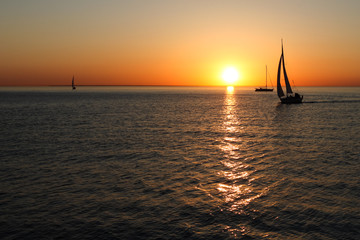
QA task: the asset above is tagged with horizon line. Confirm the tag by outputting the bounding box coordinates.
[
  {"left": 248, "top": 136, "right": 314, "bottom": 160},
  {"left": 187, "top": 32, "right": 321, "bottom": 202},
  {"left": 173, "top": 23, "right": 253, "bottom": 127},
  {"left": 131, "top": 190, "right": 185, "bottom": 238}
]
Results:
[{"left": 0, "top": 84, "right": 359, "bottom": 88}]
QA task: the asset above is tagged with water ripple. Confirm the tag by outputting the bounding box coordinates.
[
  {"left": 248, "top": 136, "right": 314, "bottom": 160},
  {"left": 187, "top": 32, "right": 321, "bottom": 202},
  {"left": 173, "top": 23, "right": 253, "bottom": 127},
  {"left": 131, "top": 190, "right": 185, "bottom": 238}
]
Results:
[{"left": 0, "top": 87, "right": 359, "bottom": 239}]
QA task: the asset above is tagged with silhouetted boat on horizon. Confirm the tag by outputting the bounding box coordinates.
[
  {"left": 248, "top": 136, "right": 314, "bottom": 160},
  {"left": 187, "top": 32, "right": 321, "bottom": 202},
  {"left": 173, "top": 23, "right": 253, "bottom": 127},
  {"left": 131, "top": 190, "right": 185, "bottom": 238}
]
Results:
[
  {"left": 255, "top": 65, "right": 273, "bottom": 92},
  {"left": 277, "top": 41, "right": 303, "bottom": 104},
  {"left": 72, "top": 75, "right": 76, "bottom": 90}
]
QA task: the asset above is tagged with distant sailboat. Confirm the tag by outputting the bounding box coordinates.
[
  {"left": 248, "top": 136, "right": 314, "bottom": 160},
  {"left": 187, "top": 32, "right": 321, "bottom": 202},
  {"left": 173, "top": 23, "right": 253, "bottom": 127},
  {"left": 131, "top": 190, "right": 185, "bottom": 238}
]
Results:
[
  {"left": 72, "top": 75, "right": 76, "bottom": 90},
  {"left": 255, "top": 65, "right": 273, "bottom": 92},
  {"left": 277, "top": 41, "right": 303, "bottom": 104}
]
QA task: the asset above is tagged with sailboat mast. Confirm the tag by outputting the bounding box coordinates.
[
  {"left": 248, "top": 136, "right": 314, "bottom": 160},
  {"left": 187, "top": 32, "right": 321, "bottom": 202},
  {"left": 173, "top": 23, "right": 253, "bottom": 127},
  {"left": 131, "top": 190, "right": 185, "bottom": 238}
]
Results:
[{"left": 265, "top": 65, "right": 267, "bottom": 89}]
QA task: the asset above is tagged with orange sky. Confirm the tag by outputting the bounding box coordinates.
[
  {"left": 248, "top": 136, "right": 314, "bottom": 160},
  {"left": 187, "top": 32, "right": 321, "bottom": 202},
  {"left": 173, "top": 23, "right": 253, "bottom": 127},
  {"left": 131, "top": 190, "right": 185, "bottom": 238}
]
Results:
[{"left": 1, "top": 0, "right": 359, "bottom": 87}]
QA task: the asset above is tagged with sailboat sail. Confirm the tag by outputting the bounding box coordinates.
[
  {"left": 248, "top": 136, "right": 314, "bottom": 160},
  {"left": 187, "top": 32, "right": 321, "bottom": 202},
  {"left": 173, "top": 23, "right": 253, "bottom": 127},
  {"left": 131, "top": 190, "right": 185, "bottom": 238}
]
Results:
[
  {"left": 281, "top": 46, "right": 293, "bottom": 94},
  {"left": 72, "top": 76, "right": 76, "bottom": 90},
  {"left": 277, "top": 55, "right": 285, "bottom": 98}
]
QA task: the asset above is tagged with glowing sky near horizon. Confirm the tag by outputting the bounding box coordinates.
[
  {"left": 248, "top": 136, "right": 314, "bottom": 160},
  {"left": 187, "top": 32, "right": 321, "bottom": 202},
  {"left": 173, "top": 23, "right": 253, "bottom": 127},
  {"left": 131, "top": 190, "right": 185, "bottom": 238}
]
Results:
[{"left": 1, "top": 0, "right": 359, "bottom": 86}]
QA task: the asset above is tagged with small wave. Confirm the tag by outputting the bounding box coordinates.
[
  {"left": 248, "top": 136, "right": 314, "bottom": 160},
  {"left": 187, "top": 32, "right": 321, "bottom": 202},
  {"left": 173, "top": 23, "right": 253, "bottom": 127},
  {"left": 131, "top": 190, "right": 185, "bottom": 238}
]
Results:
[{"left": 304, "top": 99, "right": 360, "bottom": 104}]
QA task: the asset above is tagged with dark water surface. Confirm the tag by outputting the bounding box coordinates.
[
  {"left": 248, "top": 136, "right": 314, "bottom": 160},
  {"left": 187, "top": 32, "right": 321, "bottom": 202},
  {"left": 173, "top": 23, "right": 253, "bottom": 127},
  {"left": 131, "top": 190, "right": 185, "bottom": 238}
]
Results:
[{"left": 1, "top": 86, "right": 359, "bottom": 239}]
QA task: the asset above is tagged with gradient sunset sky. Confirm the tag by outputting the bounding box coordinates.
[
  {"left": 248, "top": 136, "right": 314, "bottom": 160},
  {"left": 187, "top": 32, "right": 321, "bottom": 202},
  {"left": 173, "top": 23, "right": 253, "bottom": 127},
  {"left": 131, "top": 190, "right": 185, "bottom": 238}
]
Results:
[{"left": 1, "top": 0, "right": 359, "bottom": 86}]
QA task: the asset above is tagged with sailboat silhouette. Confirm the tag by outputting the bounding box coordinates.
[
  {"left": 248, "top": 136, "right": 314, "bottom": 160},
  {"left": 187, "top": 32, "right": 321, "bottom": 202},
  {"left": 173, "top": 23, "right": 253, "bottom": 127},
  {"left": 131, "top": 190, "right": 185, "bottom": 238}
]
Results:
[
  {"left": 277, "top": 40, "right": 303, "bottom": 104},
  {"left": 72, "top": 75, "right": 76, "bottom": 90},
  {"left": 255, "top": 65, "right": 273, "bottom": 92}
]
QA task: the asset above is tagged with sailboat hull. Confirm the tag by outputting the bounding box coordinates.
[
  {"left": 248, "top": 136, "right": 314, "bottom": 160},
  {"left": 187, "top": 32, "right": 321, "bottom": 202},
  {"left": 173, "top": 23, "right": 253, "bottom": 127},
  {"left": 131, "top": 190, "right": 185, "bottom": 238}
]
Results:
[
  {"left": 255, "top": 88, "right": 273, "bottom": 92},
  {"left": 280, "top": 95, "right": 303, "bottom": 104}
]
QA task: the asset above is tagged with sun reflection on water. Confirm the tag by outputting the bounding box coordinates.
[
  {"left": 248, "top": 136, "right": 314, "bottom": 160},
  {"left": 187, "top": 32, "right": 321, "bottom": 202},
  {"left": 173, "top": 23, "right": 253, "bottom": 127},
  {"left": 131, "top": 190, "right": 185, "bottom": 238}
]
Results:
[
  {"left": 227, "top": 86, "right": 234, "bottom": 92},
  {"left": 218, "top": 87, "right": 264, "bottom": 218}
]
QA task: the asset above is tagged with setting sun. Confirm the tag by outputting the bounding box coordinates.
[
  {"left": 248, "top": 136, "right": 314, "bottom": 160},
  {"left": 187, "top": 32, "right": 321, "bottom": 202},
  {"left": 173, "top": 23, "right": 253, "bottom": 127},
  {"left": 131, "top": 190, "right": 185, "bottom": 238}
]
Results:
[{"left": 222, "top": 67, "right": 239, "bottom": 85}]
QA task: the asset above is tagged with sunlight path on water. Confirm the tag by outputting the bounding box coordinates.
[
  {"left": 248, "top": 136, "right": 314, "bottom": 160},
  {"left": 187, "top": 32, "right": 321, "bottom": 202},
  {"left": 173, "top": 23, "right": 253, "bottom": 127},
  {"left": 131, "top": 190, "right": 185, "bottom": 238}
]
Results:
[{"left": 217, "top": 87, "right": 269, "bottom": 237}]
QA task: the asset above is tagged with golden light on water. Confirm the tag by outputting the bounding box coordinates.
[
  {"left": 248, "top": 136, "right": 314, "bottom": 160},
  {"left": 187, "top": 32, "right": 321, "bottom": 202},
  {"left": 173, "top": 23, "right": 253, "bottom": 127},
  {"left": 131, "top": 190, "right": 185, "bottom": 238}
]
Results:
[
  {"left": 218, "top": 88, "right": 266, "bottom": 218},
  {"left": 226, "top": 86, "right": 234, "bottom": 92}
]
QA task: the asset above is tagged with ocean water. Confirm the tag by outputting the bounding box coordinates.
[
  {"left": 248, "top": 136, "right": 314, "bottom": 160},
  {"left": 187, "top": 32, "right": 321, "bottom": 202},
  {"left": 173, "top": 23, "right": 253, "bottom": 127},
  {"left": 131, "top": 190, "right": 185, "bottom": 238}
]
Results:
[{"left": 0, "top": 86, "right": 359, "bottom": 239}]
